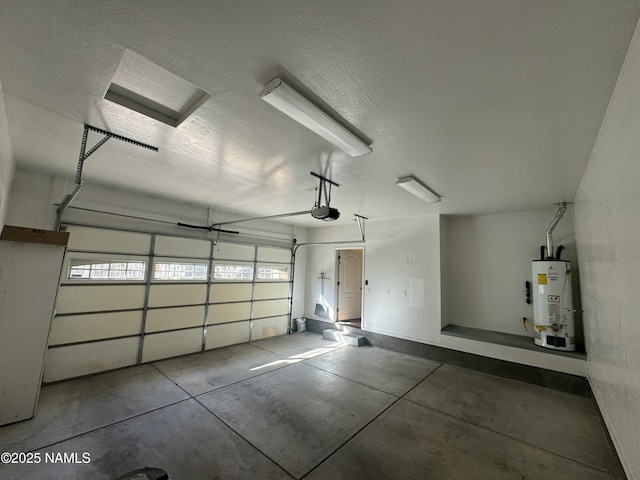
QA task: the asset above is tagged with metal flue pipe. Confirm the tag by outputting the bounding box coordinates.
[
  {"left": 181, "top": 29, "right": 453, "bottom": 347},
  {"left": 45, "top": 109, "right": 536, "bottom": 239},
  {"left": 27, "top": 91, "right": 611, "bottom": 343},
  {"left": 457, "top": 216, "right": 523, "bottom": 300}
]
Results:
[{"left": 545, "top": 202, "right": 567, "bottom": 260}]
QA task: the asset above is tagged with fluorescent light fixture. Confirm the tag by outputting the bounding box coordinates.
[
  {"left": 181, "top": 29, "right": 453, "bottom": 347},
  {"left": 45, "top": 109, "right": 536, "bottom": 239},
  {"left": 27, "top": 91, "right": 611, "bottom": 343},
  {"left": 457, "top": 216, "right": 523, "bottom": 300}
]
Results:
[
  {"left": 396, "top": 176, "right": 441, "bottom": 203},
  {"left": 260, "top": 77, "right": 372, "bottom": 157}
]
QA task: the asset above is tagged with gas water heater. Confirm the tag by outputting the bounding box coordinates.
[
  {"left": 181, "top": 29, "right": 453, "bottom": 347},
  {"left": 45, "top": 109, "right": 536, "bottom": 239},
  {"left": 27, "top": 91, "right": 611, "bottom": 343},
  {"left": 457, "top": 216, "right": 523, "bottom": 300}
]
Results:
[{"left": 531, "top": 203, "right": 576, "bottom": 351}]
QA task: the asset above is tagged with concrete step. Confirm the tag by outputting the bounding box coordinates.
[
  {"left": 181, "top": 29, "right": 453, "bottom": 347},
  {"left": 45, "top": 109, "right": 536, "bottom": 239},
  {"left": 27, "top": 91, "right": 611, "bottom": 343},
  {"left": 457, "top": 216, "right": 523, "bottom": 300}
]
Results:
[{"left": 323, "top": 329, "right": 366, "bottom": 346}]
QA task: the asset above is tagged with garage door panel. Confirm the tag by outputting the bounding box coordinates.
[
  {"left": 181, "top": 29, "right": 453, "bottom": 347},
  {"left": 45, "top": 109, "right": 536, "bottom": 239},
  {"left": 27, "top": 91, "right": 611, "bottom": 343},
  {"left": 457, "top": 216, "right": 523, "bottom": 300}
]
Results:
[
  {"left": 254, "top": 299, "right": 289, "bottom": 319},
  {"left": 254, "top": 283, "right": 289, "bottom": 300},
  {"left": 257, "top": 247, "right": 290, "bottom": 262},
  {"left": 205, "top": 322, "right": 251, "bottom": 350},
  {"left": 49, "top": 311, "right": 142, "bottom": 345},
  {"left": 213, "top": 242, "right": 255, "bottom": 260},
  {"left": 208, "top": 302, "right": 251, "bottom": 324},
  {"left": 67, "top": 226, "right": 150, "bottom": 254},
  {"left": 154, "top": 236, "right": 210, "bottom": 258},
  {"left": 148, "top": 284, "right": 207, "bottom": 307},
  {"left": 43, "top": 338, "right": 139, "bottom": 383},
  {"left": 252, "top": 316, "right": 288, "bottom": 340},
  {"left": 141, "top": 329, "right": 202, "bottom": 363},
  {"left": 210, "top": 283, "right": 252, "bottom": 303},
  {"left": 145, "top": 306, "right": 204, "bottom": 333},
  {"left": 56, "top": 285, "right": 146, "bottom": 314}
]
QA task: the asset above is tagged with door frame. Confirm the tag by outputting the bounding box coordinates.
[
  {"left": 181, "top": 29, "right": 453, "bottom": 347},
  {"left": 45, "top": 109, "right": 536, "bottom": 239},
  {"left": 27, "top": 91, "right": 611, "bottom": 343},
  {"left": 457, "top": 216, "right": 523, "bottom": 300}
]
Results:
[{"left": 334, "top": 247, "right": 365, "bottom": 325}]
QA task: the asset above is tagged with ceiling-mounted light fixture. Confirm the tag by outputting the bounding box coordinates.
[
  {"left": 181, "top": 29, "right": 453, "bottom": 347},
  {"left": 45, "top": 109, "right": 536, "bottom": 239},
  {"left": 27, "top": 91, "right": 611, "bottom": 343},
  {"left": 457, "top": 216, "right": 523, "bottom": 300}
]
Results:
[
  {"left": 260, "top": 77, "right": 372, "bottom": 157},
  {"left": 396, "top": 176, "right": 441, "bottom": 203}
]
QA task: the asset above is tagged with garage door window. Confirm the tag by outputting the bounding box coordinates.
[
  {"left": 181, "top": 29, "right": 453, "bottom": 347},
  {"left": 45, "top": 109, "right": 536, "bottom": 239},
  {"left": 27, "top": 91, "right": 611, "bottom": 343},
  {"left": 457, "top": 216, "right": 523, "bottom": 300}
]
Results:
[
  {"left": 153, "top": 262, "right": 208, "bottom": 281},
  {"left": 257, "top": 264, "right": 289, "bottom": 281},
  {"left": 68, "top": 259, "right": 146, "bottom": 281},
  {"left": 213, "top": 263, "right": 254, "bottom": 280}
]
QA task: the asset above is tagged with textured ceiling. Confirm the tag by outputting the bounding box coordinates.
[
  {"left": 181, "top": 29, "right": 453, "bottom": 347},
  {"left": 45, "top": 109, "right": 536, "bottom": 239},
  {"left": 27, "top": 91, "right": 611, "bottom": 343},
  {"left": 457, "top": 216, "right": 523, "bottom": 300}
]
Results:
[{"left": 1, "top": 0, "right": 639, "bottom": 227}]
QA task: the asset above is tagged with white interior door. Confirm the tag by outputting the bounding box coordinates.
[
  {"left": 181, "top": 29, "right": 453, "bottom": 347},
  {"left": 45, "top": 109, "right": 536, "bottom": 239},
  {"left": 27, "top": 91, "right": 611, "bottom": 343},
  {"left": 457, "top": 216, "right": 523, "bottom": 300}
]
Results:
[{"left": 337, "top": 249, "right": 363, "bottom": 321}]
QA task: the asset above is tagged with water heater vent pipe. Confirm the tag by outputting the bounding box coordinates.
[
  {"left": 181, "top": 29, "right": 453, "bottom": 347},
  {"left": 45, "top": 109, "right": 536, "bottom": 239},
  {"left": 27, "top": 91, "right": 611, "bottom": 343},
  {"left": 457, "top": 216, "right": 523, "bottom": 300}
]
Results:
[{"left": 545, "top": 202, "right": 568, "bottom": 260}]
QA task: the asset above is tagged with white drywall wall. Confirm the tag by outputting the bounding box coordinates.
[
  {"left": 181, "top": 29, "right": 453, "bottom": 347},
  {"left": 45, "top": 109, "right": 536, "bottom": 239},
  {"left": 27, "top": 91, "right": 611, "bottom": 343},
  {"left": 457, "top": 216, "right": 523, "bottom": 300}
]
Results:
[
  {"left": 304, "top": 215, "right": 586, "bottom": 376},
  {"left": 441, "top": 208, "right": 579, "bottom": 339},
  {"left": 574, "top": 18, "right": 640, "bottom": 480},
  {"left": 6, "top": 167, "right": 307, "bottom": 318},
  {"left": 0, "top": 82, "right": 15, "bottom": 230},
  {"left": 5, "top": 168, "right": 55, "bottom": 229},
  {"left": 7, "top": 168, "right": 303, "bottom": 244},
  {"left": 303, "top": 221, "right": 367, "bottom": 324},
  {"left": 0, "top": 240, "right": 66, "bottom": 424},
  {"left": 361, "top": 216, "right": 442, "bottom": 341}
]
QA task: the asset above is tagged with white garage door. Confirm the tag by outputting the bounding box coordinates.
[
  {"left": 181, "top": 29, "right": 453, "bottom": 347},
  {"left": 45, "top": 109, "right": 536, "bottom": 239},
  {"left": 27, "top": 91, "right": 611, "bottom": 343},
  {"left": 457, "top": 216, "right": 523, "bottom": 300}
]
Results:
[{"left": 45, "top": 225, "right": 292, "bottom": 382}]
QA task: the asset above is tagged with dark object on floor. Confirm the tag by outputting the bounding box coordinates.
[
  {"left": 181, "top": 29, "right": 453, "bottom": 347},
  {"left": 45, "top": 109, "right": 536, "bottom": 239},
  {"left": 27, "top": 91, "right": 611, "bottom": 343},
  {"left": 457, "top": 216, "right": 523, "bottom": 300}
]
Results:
[{"left": 114, "top": 467, "right": 169, "bottom": 480}]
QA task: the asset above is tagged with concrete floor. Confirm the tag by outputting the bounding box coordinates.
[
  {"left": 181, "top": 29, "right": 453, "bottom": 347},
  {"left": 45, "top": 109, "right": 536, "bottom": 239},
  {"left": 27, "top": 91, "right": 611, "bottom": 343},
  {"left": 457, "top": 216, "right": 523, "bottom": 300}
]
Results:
[{"left": 0, "top": 332, "right": 624, "bottom": 479}]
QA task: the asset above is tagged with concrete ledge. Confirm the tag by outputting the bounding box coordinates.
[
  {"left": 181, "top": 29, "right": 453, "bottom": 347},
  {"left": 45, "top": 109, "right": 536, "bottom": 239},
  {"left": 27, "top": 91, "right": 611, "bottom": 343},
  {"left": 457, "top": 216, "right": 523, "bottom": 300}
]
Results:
[
  {"left": 323, "top": 329, "right": 366, "bottom": 346},
  {"left": 361, "top": 328, "right": 591, "bottom": 397},
  {"left": 299, "top": 317, "right": 591, "bottom": 396},
  {"left": 304, "top": 318, "right": 335, "bottom": 334},
  {"left": 441, "top": 324, "right": 587, "bottom": 360}
]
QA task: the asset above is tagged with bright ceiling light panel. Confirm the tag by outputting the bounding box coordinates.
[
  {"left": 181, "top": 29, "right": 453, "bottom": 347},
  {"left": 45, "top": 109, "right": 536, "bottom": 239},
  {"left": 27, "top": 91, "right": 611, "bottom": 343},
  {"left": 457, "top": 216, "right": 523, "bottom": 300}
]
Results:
[
  {"left": 260, "top": 77, "right": 372, "bottom": 157},
  {"left": 396, "top": 176, "right": 441, "bottom": 203}
]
